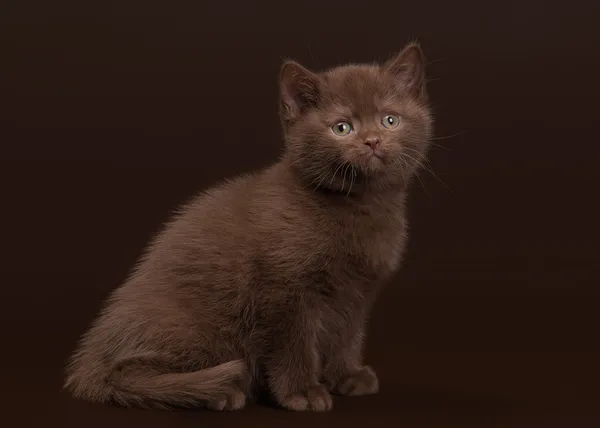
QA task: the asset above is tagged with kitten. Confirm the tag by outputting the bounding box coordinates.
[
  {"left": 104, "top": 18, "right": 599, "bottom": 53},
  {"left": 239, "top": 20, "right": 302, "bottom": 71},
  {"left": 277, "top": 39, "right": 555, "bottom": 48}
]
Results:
[{"left": 64, "top": 43, "right": 433, "bottom": 412}]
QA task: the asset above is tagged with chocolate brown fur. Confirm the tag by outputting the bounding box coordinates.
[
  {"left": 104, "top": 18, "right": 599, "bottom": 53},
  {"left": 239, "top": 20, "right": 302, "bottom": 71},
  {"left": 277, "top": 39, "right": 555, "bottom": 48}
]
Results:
[{"left": 65, "top": 43, "right": 433, "bottom": 412}]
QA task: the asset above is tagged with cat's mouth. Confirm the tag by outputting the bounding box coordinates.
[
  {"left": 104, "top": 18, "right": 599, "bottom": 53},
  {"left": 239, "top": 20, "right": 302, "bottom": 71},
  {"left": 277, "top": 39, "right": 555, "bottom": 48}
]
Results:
[
  {"left": 355, "top": 150, "right": 386, "bottom": 176},
  {"left": 371, "top": 149, "right": 385, "bottom": 160},
  {"left": 365, "top": 149, "right": 386, "bottom": 167}
]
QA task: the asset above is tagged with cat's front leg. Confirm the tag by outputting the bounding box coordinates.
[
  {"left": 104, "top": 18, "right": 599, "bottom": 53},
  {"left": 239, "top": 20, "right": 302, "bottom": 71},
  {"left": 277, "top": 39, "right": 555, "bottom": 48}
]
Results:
[
  {"left": 322, "top": 324, "right": 379, "bottom": 396},
  {"left": 265, "top": 308, "right": 333, "bottom": 412}
]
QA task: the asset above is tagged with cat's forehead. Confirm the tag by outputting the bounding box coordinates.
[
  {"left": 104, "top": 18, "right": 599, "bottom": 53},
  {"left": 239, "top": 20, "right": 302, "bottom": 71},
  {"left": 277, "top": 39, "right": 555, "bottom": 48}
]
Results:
[{"left": 321, "top": 65, "right": 396, "bottom": 113}]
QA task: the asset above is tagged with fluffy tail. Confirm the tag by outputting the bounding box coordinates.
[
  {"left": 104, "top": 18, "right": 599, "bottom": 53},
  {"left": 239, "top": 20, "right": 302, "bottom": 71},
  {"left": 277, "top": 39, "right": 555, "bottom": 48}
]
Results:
[{"left": 65, "top": 355, "right": 249, "bottom": 410}]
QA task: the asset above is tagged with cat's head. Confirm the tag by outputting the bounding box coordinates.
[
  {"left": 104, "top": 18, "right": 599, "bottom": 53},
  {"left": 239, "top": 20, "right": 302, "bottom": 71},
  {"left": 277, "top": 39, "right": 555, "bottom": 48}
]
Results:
[{"left": 280, "top": 43, "right": 433, "bottom": 194}]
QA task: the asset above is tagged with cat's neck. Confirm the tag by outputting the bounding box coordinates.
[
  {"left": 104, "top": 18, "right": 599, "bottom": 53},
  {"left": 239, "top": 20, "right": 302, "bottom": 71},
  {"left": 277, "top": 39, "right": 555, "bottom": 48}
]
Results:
[
  {"left": 277, "top": 154, "right": 407, "bottom": 202},
  {"left": 269, "top": 159, "right": 406, "bottom": 220}
]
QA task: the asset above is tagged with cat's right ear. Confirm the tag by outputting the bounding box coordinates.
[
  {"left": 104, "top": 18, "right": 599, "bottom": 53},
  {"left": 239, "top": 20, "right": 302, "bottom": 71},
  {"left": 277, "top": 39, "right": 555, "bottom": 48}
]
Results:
[{"left": 279, "top": 61, "right": 322, "bottom": 122}]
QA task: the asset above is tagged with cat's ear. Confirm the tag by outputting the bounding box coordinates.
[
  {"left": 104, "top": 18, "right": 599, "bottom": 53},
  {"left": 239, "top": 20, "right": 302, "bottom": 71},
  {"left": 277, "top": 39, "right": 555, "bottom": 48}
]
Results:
[
  {"left": 384, "top": 42, "right": 427, "bottom": 99},
  {"left": 279, "top": 60, "right": 322, "bottom": 122}
]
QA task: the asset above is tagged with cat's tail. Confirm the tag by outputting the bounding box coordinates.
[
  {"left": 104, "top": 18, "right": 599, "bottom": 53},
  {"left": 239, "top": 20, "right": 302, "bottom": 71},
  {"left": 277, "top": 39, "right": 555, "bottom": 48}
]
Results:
[{"left": 64, "top": 355, "right": 250, "bottom": 410}]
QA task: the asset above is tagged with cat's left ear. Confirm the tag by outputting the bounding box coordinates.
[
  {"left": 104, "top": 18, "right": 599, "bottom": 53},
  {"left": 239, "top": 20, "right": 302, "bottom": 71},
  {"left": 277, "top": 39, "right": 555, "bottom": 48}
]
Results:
[
  {"left": 279, "top": 60, "right": 322, "bottom": 122},
  {"left": 384, "top": 42, "right": 427, "bottom": 99}
]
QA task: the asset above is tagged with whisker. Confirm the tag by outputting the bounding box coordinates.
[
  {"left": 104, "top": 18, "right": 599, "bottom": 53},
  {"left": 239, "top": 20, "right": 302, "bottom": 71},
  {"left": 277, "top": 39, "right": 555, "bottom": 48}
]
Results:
[
  {"left": 312, "top": 170, "right": 329, "bottom": 192},
  {"left": 341, "top": 162, "right": 350, "bottom": 192},
  {"left": 431, "top": 131, "right": 464, "bottom": 141},
  {"left": 401, "top": 150, "right": 453, "bottom": 194},
  {"left": 428, "top": 141, "right": 450, "bottom": 151},
  {"left": 401, "top": 150, "right": 432, "bottom": 172},
  {"left": 330, "top": 162, "right": 345, "bottom": 186},
  {"left": 397, "top": 157, "right": 417, "bottom": 193},
  {"left": 413, "top": 170, "right": 431, "bottom": 197},
  {"left": 346, "top": 166, "right": 356, "bottom": 196}
]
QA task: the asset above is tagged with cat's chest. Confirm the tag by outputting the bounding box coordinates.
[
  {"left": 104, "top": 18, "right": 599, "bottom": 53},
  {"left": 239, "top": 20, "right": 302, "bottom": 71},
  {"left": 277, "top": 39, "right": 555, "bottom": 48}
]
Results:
[{"left": 345, "top": 210, "right": 407, "bottom": 278}]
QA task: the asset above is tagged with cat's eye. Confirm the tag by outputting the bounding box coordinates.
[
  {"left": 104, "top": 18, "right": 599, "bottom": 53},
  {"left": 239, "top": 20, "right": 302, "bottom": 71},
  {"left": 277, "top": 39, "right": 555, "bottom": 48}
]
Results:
[
  {"left": 331, "top": 121, "right": 353, "bottom": 136},
  {"left": 382, "top": 114, "right": 401, "bottom": 129}
]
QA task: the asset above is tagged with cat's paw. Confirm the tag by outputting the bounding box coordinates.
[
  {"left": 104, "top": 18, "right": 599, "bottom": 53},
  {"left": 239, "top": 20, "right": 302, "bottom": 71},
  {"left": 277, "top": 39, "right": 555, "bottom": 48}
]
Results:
[
  {"left": 332, "top": 366, "right": 379, "bottom": 396},
  {"left": 205, "top": 387, "right": 247, "bottom": 411},
  {"left": 279, "top": 384, "right": 333, "bottom": 412}
]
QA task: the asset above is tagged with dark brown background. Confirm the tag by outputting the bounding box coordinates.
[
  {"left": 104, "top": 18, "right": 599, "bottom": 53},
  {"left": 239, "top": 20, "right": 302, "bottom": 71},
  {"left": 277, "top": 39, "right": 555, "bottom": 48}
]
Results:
[{"left": 1, "top": 1, "right": 599, "bottom": 426}]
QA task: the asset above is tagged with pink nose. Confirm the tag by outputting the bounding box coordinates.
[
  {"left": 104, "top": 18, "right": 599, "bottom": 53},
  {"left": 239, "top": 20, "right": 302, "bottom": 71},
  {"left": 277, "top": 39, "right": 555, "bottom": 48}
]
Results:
[{"left": 364, "top": 137, "right": 380, "bottom": 150}]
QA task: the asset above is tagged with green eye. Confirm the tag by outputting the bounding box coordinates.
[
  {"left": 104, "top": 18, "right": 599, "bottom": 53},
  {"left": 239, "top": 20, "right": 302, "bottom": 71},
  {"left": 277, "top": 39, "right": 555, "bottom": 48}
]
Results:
[
  {"left": 332, "top": 121, "right": 353, "bottom": 136},
  {"left": 382, "top": 114, "right": 401, "bottom": 129}
]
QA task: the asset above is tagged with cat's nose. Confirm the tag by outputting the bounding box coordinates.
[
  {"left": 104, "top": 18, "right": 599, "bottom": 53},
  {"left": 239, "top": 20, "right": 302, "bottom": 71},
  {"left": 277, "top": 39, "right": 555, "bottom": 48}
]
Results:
[{"left": 364, "top": 137, "right": 380, "bottom": 150}]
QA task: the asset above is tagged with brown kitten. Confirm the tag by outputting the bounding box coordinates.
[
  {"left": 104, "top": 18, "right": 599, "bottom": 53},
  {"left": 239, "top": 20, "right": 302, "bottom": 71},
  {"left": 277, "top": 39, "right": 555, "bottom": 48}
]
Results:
[{"left": 64, "top": 43, "right": 433, "bottom": 412}]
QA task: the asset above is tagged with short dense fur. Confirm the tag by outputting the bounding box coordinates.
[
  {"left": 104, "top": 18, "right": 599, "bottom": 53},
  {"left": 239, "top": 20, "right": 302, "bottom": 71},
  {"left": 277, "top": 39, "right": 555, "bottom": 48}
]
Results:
[{"left": 65, "top": 43, "right": 433, "bottom": 412}]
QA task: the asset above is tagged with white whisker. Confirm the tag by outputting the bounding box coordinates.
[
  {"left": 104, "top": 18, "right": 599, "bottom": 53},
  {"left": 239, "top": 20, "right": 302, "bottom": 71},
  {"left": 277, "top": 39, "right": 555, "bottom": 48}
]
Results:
[
  {"left": 330, "top": 162, "right": 345, "bottom": 186},
  {"left": 346, "top": 166, "right": 356, "bottom": 196},
  {"left": 312, "top": 170, "right": 329, "bottom": 192},
  {"left": 401, "top": 150, "right": 452, "bottom": 194},
  {"left": 341, "top": 162, "right": 350, "bottom": 192}
]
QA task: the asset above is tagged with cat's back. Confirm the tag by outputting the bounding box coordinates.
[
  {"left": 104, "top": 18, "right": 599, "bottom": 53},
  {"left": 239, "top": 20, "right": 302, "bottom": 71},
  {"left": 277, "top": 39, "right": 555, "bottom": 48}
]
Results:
[
  {"left": 143, "top": 171, "right": 264, "bottom": 264},
  {"left": 127, "top": 164, "right": 305, "bottom": 290}
]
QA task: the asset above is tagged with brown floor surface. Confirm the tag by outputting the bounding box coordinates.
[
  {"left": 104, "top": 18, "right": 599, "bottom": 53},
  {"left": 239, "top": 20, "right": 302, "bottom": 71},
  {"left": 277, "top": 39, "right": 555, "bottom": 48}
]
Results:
[{"left": 2, "top": 1, "right": 600, "bottom": 426}]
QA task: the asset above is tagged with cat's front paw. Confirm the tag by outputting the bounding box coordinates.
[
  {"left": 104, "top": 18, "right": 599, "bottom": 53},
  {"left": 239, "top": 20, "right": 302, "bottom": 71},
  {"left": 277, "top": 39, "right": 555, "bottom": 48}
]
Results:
[
  {"left": 279, "top": 384, "right": 333, "bottom": 412},
  {"left": 332, "top": 366, "right": 379, "bottom": 396}
]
